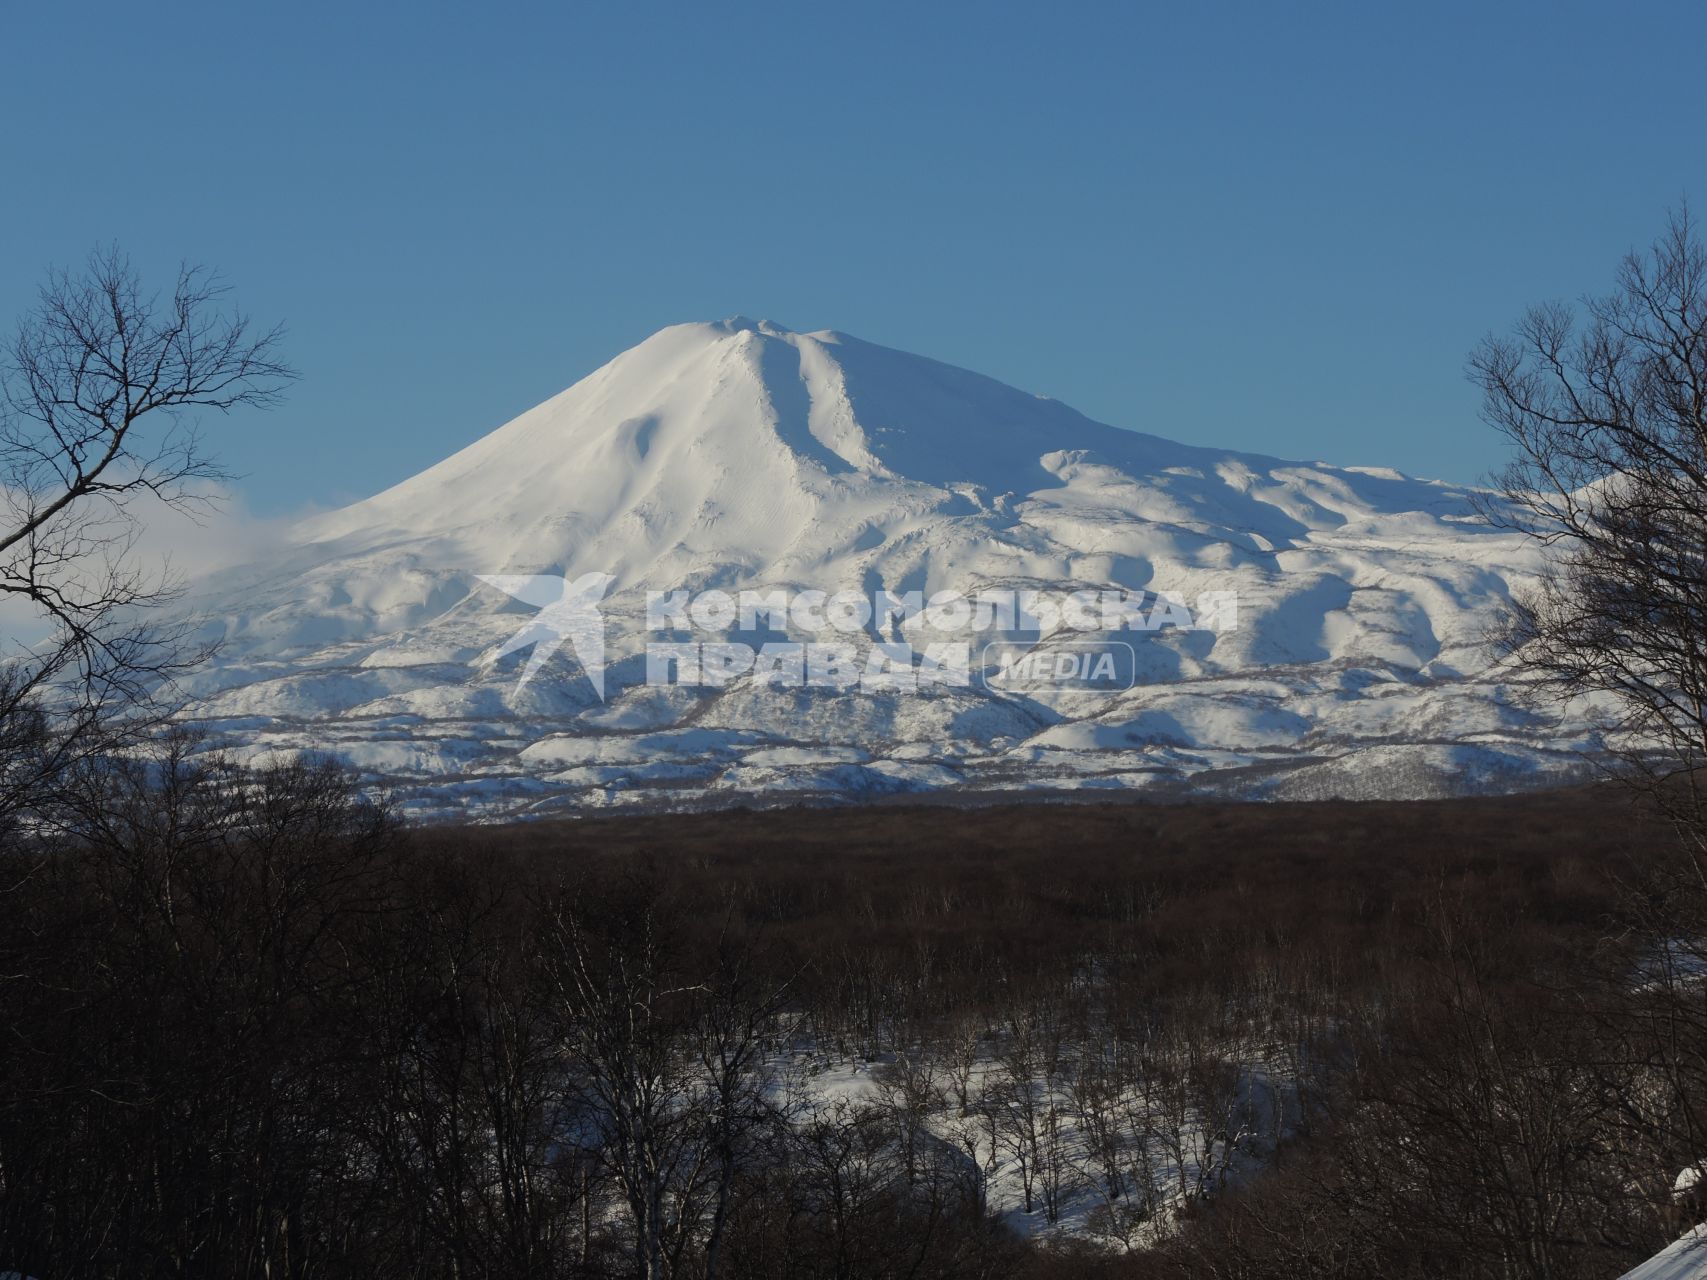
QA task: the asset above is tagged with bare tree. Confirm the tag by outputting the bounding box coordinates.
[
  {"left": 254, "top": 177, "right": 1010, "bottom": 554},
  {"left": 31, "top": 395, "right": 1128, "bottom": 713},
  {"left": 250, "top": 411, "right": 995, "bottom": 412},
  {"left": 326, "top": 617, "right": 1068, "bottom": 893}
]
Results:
[
  {"left": 0, "top": 247, "right": 293, "bottom": 809},
  {"left": 542, "top": 879, "right": 790, "bottom": 1280},
  {"left": 1472, "top": 208, "right": 1707, "bottom": 846},
  {"left": 1472, "top": 210, "right": 1707, "bottom": 1175},
  {"left": 692, "top": 908, "right": 795, "bottom": 1280}
]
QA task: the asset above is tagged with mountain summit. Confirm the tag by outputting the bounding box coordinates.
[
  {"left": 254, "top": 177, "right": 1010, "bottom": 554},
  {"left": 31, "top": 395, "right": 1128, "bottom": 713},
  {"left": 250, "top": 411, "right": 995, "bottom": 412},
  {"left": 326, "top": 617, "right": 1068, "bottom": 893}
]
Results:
[
  {"left": 298, "top": 317, "right": 1335, "bottom": 584},
  {"left": 183, "top": 322, "right": 1595, "bottom": 816}
]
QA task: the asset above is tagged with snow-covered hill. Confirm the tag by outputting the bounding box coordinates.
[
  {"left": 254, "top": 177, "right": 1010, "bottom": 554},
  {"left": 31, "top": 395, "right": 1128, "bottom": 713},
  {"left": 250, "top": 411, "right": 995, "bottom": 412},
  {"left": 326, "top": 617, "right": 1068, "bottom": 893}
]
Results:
[{"left": 181, "top": 318, "right": 1605, "bottom": 816}]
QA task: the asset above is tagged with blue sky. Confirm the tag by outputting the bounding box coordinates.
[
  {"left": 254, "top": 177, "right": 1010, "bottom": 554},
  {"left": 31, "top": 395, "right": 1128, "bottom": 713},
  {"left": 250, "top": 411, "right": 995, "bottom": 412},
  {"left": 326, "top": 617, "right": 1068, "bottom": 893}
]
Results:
[{"left": 3, "top": 0, "right": 1703, "bottom": 513}]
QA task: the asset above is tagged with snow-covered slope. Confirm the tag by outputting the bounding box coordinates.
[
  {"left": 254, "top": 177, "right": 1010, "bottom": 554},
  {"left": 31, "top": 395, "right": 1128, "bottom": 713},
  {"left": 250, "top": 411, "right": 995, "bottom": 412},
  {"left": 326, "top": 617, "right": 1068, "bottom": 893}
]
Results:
[
  {"left": 1622, "top": 1227, "right": 1707, "bottom": 1280},
  {"left": 181, "top": 318, "right": 1604, "bottom": 816}
]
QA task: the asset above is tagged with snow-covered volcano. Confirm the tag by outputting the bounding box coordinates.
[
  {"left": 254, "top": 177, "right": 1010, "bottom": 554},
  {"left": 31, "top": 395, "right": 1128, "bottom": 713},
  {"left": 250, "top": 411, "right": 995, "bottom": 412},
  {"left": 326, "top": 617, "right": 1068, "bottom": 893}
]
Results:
[{"left": 182, "top": 319, "right": 1603, "bottom": 816}]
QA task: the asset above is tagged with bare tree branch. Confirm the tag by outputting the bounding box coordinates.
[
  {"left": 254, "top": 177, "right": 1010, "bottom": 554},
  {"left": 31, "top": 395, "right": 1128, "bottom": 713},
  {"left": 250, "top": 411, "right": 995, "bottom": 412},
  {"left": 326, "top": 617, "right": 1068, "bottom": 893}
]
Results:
[{"left": 0, "top": 247, "right": 295, "bottom": 818}]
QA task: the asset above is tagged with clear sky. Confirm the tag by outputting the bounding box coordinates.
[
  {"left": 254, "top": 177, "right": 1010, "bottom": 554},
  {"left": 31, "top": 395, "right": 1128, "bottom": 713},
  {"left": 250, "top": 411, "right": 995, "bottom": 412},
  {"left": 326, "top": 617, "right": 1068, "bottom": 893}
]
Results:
[{"left": 3, "top": 0, "right": 1703, "bottom": 514}]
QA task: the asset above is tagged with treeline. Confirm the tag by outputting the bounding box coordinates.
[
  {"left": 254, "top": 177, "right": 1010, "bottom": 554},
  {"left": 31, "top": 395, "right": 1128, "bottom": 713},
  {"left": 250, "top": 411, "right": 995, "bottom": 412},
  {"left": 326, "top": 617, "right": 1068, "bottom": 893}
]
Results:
[{"left": 1, "top": 747, "right": 1702, "bottom": 1278}]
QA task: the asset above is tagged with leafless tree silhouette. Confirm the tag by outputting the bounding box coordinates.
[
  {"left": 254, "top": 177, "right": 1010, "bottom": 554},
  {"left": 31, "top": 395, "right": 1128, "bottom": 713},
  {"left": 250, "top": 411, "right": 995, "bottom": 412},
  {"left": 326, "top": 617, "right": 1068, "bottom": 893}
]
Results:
[
  {"left": 0, "top": 247, "right": 294, "bottom": 816},
  {"left": 1473, "top": 208, "right": 1707, "bottom": 846},
  {"left": 1473, "top": 208, "right": 1707, "bottom": 1179}
]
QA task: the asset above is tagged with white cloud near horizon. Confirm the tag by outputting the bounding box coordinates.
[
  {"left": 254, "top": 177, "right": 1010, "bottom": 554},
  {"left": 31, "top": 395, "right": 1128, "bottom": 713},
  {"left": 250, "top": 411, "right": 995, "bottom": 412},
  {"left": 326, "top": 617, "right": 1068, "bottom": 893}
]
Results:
[{"left": 0, "top": 485, "right": 321, "bottom": 653}]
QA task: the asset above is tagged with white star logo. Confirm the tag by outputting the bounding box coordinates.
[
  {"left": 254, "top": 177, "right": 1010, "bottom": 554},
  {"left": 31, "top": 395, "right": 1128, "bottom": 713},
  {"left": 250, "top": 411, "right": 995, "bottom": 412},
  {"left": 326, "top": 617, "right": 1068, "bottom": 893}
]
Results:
[{"left": 477, "top": 572, "right": 616, "bottom": 698}]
